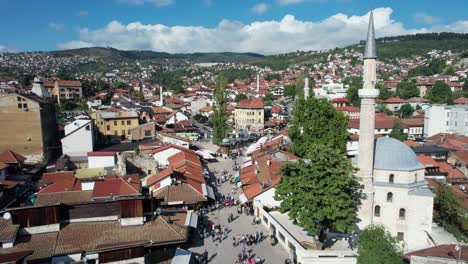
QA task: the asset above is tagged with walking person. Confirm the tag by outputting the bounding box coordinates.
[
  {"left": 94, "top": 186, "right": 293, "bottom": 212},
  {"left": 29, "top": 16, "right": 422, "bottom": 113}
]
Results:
[{"left": 203, "top": 249, "right": 208, "bottom": 264}]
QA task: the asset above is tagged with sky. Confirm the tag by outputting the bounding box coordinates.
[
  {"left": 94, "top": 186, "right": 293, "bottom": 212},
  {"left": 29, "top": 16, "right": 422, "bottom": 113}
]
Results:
[{"left": 1, "top": 0, "right": 467, "bottom": 55}]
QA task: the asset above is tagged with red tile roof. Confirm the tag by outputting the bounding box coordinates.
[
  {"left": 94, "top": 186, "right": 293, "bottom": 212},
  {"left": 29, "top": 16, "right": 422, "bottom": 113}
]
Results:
[
  {"left": 454, "top": 97, "right": 468, "bottom": 105},
  {"left": 92, "top": 175, "right": 140, "bottom": 198},
  {"left": 453, "top": 150, "right": 468, "bottom": 164},
  {"left": 236, "top": 98, "right": 264, "bottom": 109},
  {"left": 87, "top": 151, "right": 116, "bottom": 157},
  {"left": 146, "top": 168, "right": 174, "bottom": 187},
  {"left": 56, "top": 80, "right": 81, "bottom": 87},
  {"left": 0, "top": 150, "right": 26, "bottom": 164},
  {"left": 241, "top": 161, "right": 285, "bottom": 200},
  {"left": 335, "top": 106, "right": 360, "bottom": 112},
  {"left": 383, "top": 97, "right": 408, "bottom": 103},
  {"left": 438, "top": 162, "right": 465, "bottom": 180},
  {"left": 405, "top": 244, "right": 468, "bottom": 262},
  {"left": 348, "top": 115, "right": 397, "bottom": 129},
  {"left": 0, "top": 162, "right": 9, "bottom": 170},
  {"left": 406, "top": 97, "right": 430, "bottom": 103},
  {"left": 38, "top": 172, "right": 81, "bottom": 194},
  {"left": 331, "top": 98, "right": 350, "bottom": 103}
]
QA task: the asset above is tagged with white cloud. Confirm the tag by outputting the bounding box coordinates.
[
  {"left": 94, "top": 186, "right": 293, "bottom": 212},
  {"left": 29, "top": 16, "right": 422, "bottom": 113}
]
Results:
[
  {"left": 277, "top": 0, "right": 305, "bottom": 5},
  {"left": 78, "top": 10, "right": 89, "bottom": 17},
  {"left": 251, "top": 3, "right": 268, "bottom": 14},
  {"left": 48, "top": 22, "right": 65, "bottom": 31},
  {"left": 58, "top": 7, "right": 468, "bottom": 55},
  {"left": 118, "top": 0, "right": 174, "bottom": 7},
  {"left": 58, "top": 41, "right": 94, "bottom": 50},
  {"left": 0, "top": 45, "right": 16, "bottom": 53},
  {"left": 413, "top": 13, "right": 442, "bottom": 25}
]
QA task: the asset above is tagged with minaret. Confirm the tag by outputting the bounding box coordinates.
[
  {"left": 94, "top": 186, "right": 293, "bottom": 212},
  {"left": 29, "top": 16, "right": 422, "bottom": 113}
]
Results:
[
  {"left": 304, "top": 78, "right": 310, "bottom": 98},
  {"left": 31, "top": 77, "right": 51, "bottom": 98},
  {"left": 159, "top": 86, "right": 163, "bottom": 106},
  {"left": 357, "top": 10, "right": 379, "bottom": 228},
  {"left": 256, "top": 74, "right": 260, "bottom": 92}
]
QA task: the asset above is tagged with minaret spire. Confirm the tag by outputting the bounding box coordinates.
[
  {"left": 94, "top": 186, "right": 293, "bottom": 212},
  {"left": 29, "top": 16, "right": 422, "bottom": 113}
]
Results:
[{"left": 357, "top": 6, "right": 380, "bottom": 228}]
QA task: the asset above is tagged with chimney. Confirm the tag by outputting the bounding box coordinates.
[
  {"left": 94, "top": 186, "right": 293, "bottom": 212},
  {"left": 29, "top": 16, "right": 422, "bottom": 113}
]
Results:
[
  {"left": 304, "top": 77, "right": 310, "bottom": 98},
  {"left": 256, "top": 74, "right": 260, "bottom": 92},
  {"left": 159, "top": 86, "right": 163, "bottom": 106}
]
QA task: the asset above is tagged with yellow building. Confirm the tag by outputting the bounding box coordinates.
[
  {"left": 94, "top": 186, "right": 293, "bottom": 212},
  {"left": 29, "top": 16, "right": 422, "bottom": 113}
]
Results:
[
  {"left": 234, "top": 98, "right": 264, "bottom": 131},
  {"left": 94, "top": 111, "right": 139, "bottom": 142}
]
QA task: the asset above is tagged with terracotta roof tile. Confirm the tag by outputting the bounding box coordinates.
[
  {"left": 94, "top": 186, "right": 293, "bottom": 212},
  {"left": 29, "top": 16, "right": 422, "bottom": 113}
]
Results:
[
  {"left": 92, "top": 176, "right": 140, "bottom": 198},
  {"left": 57, "top": 80, "right": 81, "bottom": 86},
  {"left": 0, "top": 150, "right": 26, "bottom": 164},
  {"left": 38, "top": 172, "right": 81, "bottom": 194},
  {"left": 152, "top": 183, "right": 207, "bottom": 204},
  {"left": 0, "top": 218, "right": 19, "bottom": 241},
  {"left": 35, "top": 191, "right": 94, "bottom": 206},
  {"left": 236, "top": 98, "right": 264, "bottom": 109},
  {"left": 0, "top": 232, "right": 58, "bottom": 263},
  {"left": 405, "top": 244, "right": 468, "bottom": 261}
]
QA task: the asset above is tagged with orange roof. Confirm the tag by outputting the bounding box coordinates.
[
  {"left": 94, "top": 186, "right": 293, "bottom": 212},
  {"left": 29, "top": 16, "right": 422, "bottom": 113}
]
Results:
[
  {"left": 417, "top": 156, "right": 439, "bottom": 167},
  {"left": 57, "top": 80, "right": 81, "bottom": 87},
  {"left": 0, "top": 150, "right": 26, "bottom": 164},
  {"left": 236, "top": 98, "right": 264, "bottom": 109},
  {"left": 438, "top": 162, "right": 465, "bottom": 180},
  {"left": 92, "top": 175, "right": 140, "bottom": 198},
  {"left": 38, "top": 172, "right": 81, "bottom": 194},
  {"left": 241, "top": 161, "right": 284, "bottom": 200},
  {"left": 454, "top": 97, "right": 468, "bottom": 104},
  {"left": 0, "top": 162, "right": 9, "bottom": 170},
  {"left": 146, "top": 168, "right": 174, "bottom": 187},
  {"left": 453, "top": 151, "right": 468, "bottom": 164}
]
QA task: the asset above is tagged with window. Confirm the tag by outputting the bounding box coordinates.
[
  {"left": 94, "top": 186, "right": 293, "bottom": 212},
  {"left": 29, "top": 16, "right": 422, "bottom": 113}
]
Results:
[
  {"left": 262, "top": 216, "right": 268, "bottom": 224},
  {"left": 121, "top": 120, "right": 124, "bottom": 125},
  {"left": 399, "top": 208, "right": 406, "bottom": 220},
  {"left": 122, "top": 130, "right": 125, "bottom": 135},
  {"left": 397, "top": 232, "right": 404, "bottom": 241},
  {"left": 144, "top": 130, "right": 152, "bottom": 137},
  {"left": 114, "top": 130, "right": 118, "bottom": 136},
  {"left": 127, "top": 120, "right": 131, "bottom": 125},
  {"left": 389, "top": 174, "right": 395, "bottom": 183},
  {"left": 85, "top": 125, "right": 90, "bottom": 131},
  {"left": 374, "top": 205, "right": 381, "bottom": 217},
  {"left": 278, "top": 231, "right": 285, "bottom": 242},
  {"left": 387, "top": 192, "right": 393, "bottom": 202},
  {"left": 114, "top": 121, "right": 117, "bottom": 126},
  {"left": 17, "top": 103, "right": 22, "bottom": 109},
  {"left": 106, "top": 125, "right": 110, "bottom": 131}
]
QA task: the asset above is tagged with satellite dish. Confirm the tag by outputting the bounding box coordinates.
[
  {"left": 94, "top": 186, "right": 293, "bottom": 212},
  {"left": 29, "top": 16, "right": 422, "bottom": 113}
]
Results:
[{"left": 3, "top": 212, "right": 11, "bottom": 220}]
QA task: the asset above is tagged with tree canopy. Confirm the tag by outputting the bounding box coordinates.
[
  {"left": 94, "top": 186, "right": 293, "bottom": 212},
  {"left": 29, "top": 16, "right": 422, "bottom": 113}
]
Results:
[
  {"left": 211, "top": 75, "right": 229, "bottom": 144},
  {"left": 399, "top": 103, "right": 414, "bottom": 118},
  {"left": 389, "top": 121, "right": 407, "bottom": 141},
  {"left": 275, "top": 144, "right": 360, "bottom": 235},
  {"left": 407, "top": 59, "right": 446, "bottom": 77},
  {"left": 357, "top": 225, "right": 404, "bottom": 264},
  {"left": 434, "top": 183, "right": 468, "bottom": 242},
  {"left": 396, "top": 80, "right": 419, "bottom": 99},
  {"left": 283, "top": 84, "right": 297, "bottom": 97},
  {"left": 378, "top": 82, "right": 395, "bottom": 100},
  {"left": 289, "top": 97, "right": 349, "bottom": 156},
  {"left": 235, "top": 93, "right": 248, "bottom": 103},
  {"left": 426, "top": 81, "right": 453, "bottom": 104},
  {"left": 345, "top": 76, "right": 363, "bottom": 107}
]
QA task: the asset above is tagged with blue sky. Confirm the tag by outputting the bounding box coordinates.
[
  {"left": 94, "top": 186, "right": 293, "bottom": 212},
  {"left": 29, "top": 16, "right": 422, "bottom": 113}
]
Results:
[{"left": 1, "top": 0, "right": 467, "bottom": 54}]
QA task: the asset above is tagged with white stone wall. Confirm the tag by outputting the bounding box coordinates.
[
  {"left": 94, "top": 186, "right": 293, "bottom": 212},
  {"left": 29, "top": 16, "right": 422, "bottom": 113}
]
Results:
[
  {"left": 153, "top": 148, "right": 181, "bottom": 167},
  {"left": 120, "top": 217, "right": 144, "bottom": 226},
  {"left": 373, "top": 169, "right": 425, "bottom": 185},
  {"left": 20, "top": 224, "right": 60, "bottom": 235},
  {"left": 88, "top": 155, "right": 116, "bottom": 168},
  {"left": 62, "top": 121, "right": 94, "bottom": 157},
  {"left": 253, "top": 188, "right": 281, "bottom": 208}
]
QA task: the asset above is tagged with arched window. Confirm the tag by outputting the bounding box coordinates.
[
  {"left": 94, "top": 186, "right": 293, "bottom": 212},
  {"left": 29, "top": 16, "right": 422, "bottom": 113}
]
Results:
[
  {"left": 387, "top": 192, "right": 393, "bottom": 202},
  {"left": 374, "top": 205, "right": 381, "bottom": 217},
  {"left": 389, "top": 174, "right": 395, "bottom": 183},
  {"left": 399, "top": 208, "right": 406, "bottom": 220}
]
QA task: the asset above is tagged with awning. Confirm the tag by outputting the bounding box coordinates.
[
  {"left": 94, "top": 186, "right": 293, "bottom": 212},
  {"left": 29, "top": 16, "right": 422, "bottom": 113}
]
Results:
[
  {"left": 239, "top": 193, "right": 248, "bottom": 204},
  {"left": 202, "top": 184, "right": 216, "bottom": 200},
  {"left": 172, "top": 248, "right": 192, "bottom": 264},
  {"left": 184, "top": 211, "right": 199, "bottom": 228}
]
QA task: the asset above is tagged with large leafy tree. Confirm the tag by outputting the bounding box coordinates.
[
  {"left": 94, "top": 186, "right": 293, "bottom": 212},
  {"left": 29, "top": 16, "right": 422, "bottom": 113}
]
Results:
[
  {"left": 235, "top": 93, "right": 248, "bottom": 103},
  {"left": 211, "top": 75, "right": 229, "bottom": 144},
  {"left": 289, "top": 97, "right": 348, "bottom": 156},
  {"left": 396, "top": 80, "right": 419, "bottom": 99},
  {"left": 399, "top": 103, "right": 414, "bottom": 118},
  {"left": 389, "top": 121, "right": 407, "bottom": 141},
  {"left": 283, "top": 84, "right": 297, "bottom": 97},
  {"left": 357, "top": 225, "right": 404, "bottom": 264},
  {"left": 275, "top": 144, "right": 360, "bottom": 235},
  {"left": 377, "top": 82, "right": 395, "bottom": 100},
  {"left": 345, "top": 76, "right": 363, "bottom": 106},
  {"left": 434, "top": 184, "right": 467, "bottom": 241},
  {"left": 426, "top": 81, "right": 453, "bottom": 104}
]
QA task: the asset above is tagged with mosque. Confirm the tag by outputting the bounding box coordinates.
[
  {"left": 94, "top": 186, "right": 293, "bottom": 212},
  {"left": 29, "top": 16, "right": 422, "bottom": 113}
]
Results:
[{"left": 356, "top": 10, "right": 435, "bottom": 251}]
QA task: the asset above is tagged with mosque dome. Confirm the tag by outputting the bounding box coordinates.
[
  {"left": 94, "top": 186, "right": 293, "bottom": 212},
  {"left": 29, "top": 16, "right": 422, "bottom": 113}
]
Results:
[{"left": 373, "top": 137, "right": 424, "bottom": 171}]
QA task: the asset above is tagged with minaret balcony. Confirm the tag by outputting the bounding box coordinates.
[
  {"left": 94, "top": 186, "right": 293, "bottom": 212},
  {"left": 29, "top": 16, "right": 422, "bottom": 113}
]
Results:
[{"left": 358, "top": 89, "right": 379, "bottom": 99}]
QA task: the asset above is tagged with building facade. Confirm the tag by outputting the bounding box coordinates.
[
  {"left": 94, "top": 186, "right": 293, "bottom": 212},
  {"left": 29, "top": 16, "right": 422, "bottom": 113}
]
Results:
[
  {"left": 234, "top": 98, "right": 265, "bottom": 131},
  {"left": 0, "top": 93, "right": 58, "bottom": 161},
  {"left": 61, "top": 119, "right": 94, "bottom": 157},
  {"left": 424, "top": 105, "right": 468, "bottom": 137},
  {"left": 94, "top": 111, "right": 139, "bottom": 141},
  {"left": 53, "top": 80, "right": 83, "bottom": 102}
]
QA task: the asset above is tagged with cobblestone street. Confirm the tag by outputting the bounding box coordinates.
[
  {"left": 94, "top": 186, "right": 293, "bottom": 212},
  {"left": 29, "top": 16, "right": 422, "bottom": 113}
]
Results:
[{"left": 185, "top": 142, "right": 289, "bottom": 263}]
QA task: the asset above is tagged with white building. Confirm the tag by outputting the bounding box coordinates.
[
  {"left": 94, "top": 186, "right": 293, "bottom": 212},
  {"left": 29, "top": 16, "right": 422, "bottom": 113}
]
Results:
[
  {"left": 424, "top": 105, "right": 468, "bottom": 137},
  {"left": 61, "top": 119, "right": 94, "bottom": 157},
  {"left": 165, "top": 111, "right": 189, "bottom": 125}
]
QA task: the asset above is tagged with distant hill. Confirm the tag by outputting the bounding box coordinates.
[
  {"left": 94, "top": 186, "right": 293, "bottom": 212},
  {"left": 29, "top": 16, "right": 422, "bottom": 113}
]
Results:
[
  {"left": 51, "top": 47, "right": 264, "bottom": 63},
  {"left": 252, "top": 32, "right": 468, "bottom": 70}
]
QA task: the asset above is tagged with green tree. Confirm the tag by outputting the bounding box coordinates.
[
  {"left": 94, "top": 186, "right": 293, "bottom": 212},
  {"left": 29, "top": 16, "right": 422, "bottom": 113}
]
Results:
[
  {"left": 426, "top": 81, "right": 453, "bottom": 104},
  {"left": 235, "top": 93, "right": 248, "bottom": 103},
  {"left": 283, "top": 84, "right": 296, "bottom": 97},
  {"left": 434, "top": 184, "right": 468, "bottom": 241},
  {"left": 445, "top": 65, "right": 456, "bottom": 75},
  {"left": 396, "top": 80, "right": 419, "bottom": 99},
  {"left": 377, "top": 83, "right": 395, "bottom": 100},
  {"left": 389, "top": 121, "right": 407, "bottom": 141},
  {"left": 211, "top": 75, "right": 229, "bottom": 144},
  {"left": 263, "top": 93, "right": 274, "bottom": 106},
  {"left": 275, "top": 144, "right": 360, "bottom": 235},
  {"left": 289, "top": 97, "right": 348, "bottom": 156},
  {"left": 463, "top": 79, "right": 468, "bottom": 91},
  {"left": 399, "top": 103, "right": 414, "bottom": 118},
  {"left": 357, "top": 225, "right": 404, "bottom": 264},
  {"left": 265, "top": 73, "right": 281, "bottom": 81},
  {"left": 345, "top": 77, "right": 363, "bottom": 107}
]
